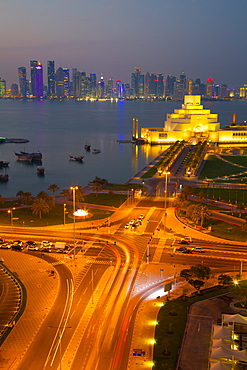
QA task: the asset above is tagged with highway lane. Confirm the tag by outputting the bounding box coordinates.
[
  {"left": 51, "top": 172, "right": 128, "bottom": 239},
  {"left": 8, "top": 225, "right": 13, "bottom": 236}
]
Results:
[{"left": 16, "top": 256, "right": 73, "bottom": 370}]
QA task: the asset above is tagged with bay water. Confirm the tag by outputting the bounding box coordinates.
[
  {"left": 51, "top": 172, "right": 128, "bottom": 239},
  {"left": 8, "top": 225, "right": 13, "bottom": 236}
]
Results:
[{"left": 0, "top": 99, "right": 246, "bottom": 197}]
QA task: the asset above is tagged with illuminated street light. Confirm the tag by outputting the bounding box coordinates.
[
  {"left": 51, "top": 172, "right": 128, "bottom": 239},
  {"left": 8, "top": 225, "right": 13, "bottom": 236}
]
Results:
[
  {"left": 163, "top": 171, "right": 170, "bottom": 233},
  {"left": 7, "top": 207, "right": 15, "bottom": 239},
  {"left": 74, "top": 209, "right": 88, "bottom": 217},
  {"left": 70, "top": 186, "right": 78, "bottom": 261}
]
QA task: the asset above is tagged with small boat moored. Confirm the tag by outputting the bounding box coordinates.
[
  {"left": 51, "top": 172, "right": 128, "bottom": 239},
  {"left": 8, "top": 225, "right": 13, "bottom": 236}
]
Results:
[
  {"left": 92, "top": 149, "right": 101, "bottom": 154},
  {"left": 0, "top": 161, "right": 9, "bottom": 167},
  {"left": 0, "top": 174, "right": 9, "bottom": 182},
  {"left": 84, "top": 144, "right": 91, "bottom": 151},
  {"left": 69, "top": 155, "right": 84, "bottom": 162},
  {"left": 37, "top": 166, "right": 45, "bottom": 175}
]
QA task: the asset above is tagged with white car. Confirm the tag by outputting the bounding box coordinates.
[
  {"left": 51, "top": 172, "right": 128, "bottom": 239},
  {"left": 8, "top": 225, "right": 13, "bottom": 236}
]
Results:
[
  {"left": 192, "top": 247, "right": 205, "bottom": 253},
  {"left": 41, "top": 241, "right": 53, "bottom": 248},
  {"left": 0, "top": 243, "right": 11, "bottom": 249}
]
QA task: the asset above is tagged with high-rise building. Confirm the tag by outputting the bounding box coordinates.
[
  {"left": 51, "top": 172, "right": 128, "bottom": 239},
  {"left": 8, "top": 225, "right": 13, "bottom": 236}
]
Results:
[
  {"left": 11, "top": 83, "right": 19, "bottom": 98},
  {"left": 131, "top": 67, "right": 144, "bottom": 98},
  {"left": 157, "top": 74, "right": 164, "bottom": 98},
  {"left": 18, "top": 67, "right": 27, "bottom": 98},
  {"left": 89, "top": 74, "right": 97, "bottom": 97},
  {"left": 0, "top": 77, "right": 6, "bottom": 97},
  {"left": 115, "top": 80, "right": 124, "bottom": 99},
  {"left": 165, "top": 75, "right": 176, "bottom": 98},
  {"left": 56, "top": 67, "right": 65, "bottom": 98},
  {"left": 63, "top": 68, "right": 70, "bottom": 98},
  {"left": 97, "top": 74, "right": 105, "bottom": 98},
  {"left": 106, "top": 78, "right": 114, "bottom": 98},
  {"left": 206, "top": 77, "right": 214, "bottom": 98},
  {"left": 220, "top": 84, "right": 228, "bottom": 99},
  {"left": 174, "top": 72, "right": 186, "bottom": 100},
  {"left": 47, "top": 61, "right": 55, "bottom": 97},
  {"left": 30, "top": 60, "right": 43, "bottom": 98},
  {"left": 187, "top": 79, "right": 193, "bottom": 95}
]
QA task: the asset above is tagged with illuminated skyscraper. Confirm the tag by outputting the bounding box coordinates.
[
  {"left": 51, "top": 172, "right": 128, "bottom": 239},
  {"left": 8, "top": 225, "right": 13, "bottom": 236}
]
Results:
[
  {"left": 165, "top": 75, "right": 176, "bottom": 98},
  {"left": 30, "top": 60, "right": 43, "bottom": 98},
  {"left": 89, "top": 74, "right": 97, "bottom": 97},
  {"left": 106, "top": 78, "right": 114, "bottom": 98},
  {"left": 47, "top": 61, "right": 55, "bottom": 97},
  {"left": 206, "top": 77, "right": 214, "bottom": 98},
  {"left": 63, "top": 68, "right": 70, "bottom": 98},
  {"left": 0, "top": 77, "right": 6, "bottom": 97},
  {"left": 131, "top": 67, "right": 144, "bottom": 98},
  {"left": 157, "top": 74, "right": 164, "bottom": 98},
  {"left": 18, "top": 67, "right": 27, "bottom": 98},
  {"left": 56, "top": 67, "right": 65, "bottom": 98}
]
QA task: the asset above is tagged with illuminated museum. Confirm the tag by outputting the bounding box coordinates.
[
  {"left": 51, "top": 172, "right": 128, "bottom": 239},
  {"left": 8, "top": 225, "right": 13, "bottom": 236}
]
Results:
[{"left": 138, "top": 95, "right": 247, "bottom": 144}]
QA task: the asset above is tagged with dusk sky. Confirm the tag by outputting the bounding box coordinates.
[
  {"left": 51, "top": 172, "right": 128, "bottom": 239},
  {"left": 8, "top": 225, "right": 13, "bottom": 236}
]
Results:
[{"left": 1, "top": 0, "right": 247, "bottom": 88}]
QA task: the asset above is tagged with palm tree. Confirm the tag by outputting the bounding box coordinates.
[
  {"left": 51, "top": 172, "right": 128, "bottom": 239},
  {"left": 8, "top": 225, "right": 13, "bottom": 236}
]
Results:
[
  {"left": 197, "top": 191, "right": 206, "bottom": 204},
  {"left": 181, "top": 185, "right": 194, "bottom": 200},
  {"left": 48, "top": 184, "right": 60, "bottom": 201},
  {"left": 60, "top": 188, "right": 70, "bottom": 202},
  {"left": 22, "top": 192, "right": 33, "bottom": 205},
  {"left": 31, "top": 198, "right": 53, "bottom": 219},
  {"left": 36, "top": 191, "right": 54, "bottom": 209},
  {"left": 92, "top": 182, "right": 102, "bottom": 197}
]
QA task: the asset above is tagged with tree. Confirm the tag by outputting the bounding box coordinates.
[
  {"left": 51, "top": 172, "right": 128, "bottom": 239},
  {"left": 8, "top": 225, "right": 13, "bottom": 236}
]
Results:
[
  {"left": 190, "top": 264, "right": 211, "bottom": 280},
  {"left": 218, "top": 274, "right": 233, "bottom": 286},
  {"left": 180, "top": 269, "right": 192, "bottom": 281},
  {"left": 31, "top": 198, "right": 53, "bottom": 219},
  {"left": 188, "top": 279, "right": 205, "bottom": 294},
  {"left": 17, "top": 191, "right": 33, "bottom": 205},
  {"left": 36, "top": 191, "right": 54, "bottom": 209},
  {"left": 60, "top": 188, "right": 70, "bottom": 201},
  {"left": 48, "top": 184, "right": 60, "bottom": 201},
  {"left": 92, "top": 182, "right": 102, "bottom": 197},
  {"left": 181, "top": 185, "right": 194, "bottom": 200},
  {"left": 231, "top": 284, "right": 247, "bottom": 308},
  {"left": 197, "top": 191, "right": 206, "bottom": 203}
]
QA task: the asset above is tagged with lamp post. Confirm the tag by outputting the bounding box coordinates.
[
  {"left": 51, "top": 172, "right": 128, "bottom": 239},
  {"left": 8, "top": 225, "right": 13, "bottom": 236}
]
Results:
[
  {"left": 70, "top": 186, "right": 78, "bottom": 261},
  {"left": 63, "top": 204, "right": 66, "bottom": 225},
  {"left": 7, "top": 207, "right": 15, "bottom": 239},
  {"left": 163, "top": 171, "right": 170, "bottom": 233}
]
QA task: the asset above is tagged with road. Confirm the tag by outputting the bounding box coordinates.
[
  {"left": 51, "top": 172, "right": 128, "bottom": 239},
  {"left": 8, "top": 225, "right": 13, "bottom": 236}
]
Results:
[{"left": 1, "top": 203, "right": 247, "bottom": 370}]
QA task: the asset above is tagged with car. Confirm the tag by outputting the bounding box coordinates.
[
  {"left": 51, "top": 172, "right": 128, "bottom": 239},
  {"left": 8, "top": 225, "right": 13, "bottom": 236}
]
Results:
[
  {"left": 0, "top": 243, "right": 11, "bottom": 249},
  {"left": 184, "top": 237, "right": 193, "bottom": 243},
  {"left": 25, "top": 241, "right": 36, "bottom": 246},
  {"left": 176, "top": 247, "right": 187, "bottom": 252},
  {"left": 13, "top": 240, "right": 23, "bottom": 246},
  {"left": 178, "top": 240, "right": 189, "bottom": 245},
  {"left": 0, "top": 238, "right": 5, "bottom": 244},
  {"left": 124, "top": 223, "right": 130, "bottom": 229},
  {"left": 139, "top": 214, "right": 145, "bottom": 220},
  {"left": 41, "top": 241, "right": 53, "bottom": 248},
  {"left": 42, "top": 248, "right": 52, "bottom": 253},
  {"left": 27, "top": 245, "right": 39, "bottom": 251},
  {"left": 182, "top": 249, "right": 193, "bottom": 254},
  {"left": 192, "top": 247, "right": 205, "bottom": 253},
  {"left": 11, "top": 244, "right": 23, "bottom": 251}
]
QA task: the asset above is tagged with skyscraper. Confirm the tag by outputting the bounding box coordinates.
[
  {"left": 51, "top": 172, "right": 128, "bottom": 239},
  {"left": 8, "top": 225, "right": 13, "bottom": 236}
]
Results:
[
  {"left": 157, "top": 74, "right": 164, "bottom": 98},
  {"left": 131, "top": 67, "right": 144, "bottom": 98},
  {"left": 47, "top": 61, "right": 55, "bottom": 97},
  {"left": 30, "top": 60, "right": 43, "bottom": 98},
  {"left": 63, "top": 68, "right": 70, "bottom": 98},
  {"left": 89, "top": 74, "right": 97, "bottom": 97},
  {"left": 165, "top": 75, "right": 176, "bottom": 98},
  {"left": 0, "top": 77, "right": 6, "bottom": 97},
  {"left": 56, "top": 67, "right": 65, "bottom": 98},
  {"left": 206, "top": 77, "right": 214, "bottom": 98},
  {"left": 18, "top": 67, "right": 27, "bottom": 98}
]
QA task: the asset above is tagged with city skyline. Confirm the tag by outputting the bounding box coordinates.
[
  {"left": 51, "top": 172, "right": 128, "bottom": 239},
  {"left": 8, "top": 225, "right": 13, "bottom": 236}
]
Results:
[{"left": 1, "top": 0, "right": 247, "bottom": 88}]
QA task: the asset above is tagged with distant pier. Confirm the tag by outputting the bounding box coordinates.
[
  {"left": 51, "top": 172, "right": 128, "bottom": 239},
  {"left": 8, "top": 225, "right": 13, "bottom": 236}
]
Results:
[{"left": 0, "top": 138, "right": 29, "bottom": 143}]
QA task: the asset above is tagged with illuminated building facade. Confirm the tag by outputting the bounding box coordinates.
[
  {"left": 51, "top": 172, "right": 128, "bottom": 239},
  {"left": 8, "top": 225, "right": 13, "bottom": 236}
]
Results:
[
  {"left": 18, "top": 67, "right": 27, "bottom": 98},
  {"left": 30, "top": 60, "right": 43, "bottom": 98},
  {"left": 47, "top": 61, "right": 55, "bottom": 97},
  {"left": 0, "top": 77, "right": 6, "bottom": 97},
  {"left": 140, "top": 95, "right": 247, "bottom": 144}
]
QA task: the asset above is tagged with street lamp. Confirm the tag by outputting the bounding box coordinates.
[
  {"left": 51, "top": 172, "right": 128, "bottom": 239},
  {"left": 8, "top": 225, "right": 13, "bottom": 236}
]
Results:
[
  {"left": 163, "top": 171, "right": 170, "bottom": 233},
  {"left": 70, "top": 186, "right": 78, "bottom": 261},
  {"left": 63, "top": 204, "right": 66, "bottom": 225},
  {"left": 7, "top": 207, "right": 15, "bottom": 239}
]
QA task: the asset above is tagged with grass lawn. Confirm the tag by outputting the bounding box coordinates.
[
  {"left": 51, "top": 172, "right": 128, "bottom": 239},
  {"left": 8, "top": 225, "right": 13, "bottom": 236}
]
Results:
[
  {"left": 153, "top": 286, "right": 232, "bottom": 369},
  {"left": 193, "top": 187, "right": 247, "bottom": 206},
  {"left": 84, "top": 193, "right": 127, "bottom": 207},
  {"left": 221, "top": 155, "right": 247, "bottom": 167},
  {"left": 207, "top": 221, "right": 247, "bottom": 242},
  {"left": 199, "top": 155, "right": 244, "bottom": 179},
  {"left": 0, "top": 203, "right": 114, "bottom": 227},
  {"left": 104, "top": 183, "right": 141, "bottom": 191}
]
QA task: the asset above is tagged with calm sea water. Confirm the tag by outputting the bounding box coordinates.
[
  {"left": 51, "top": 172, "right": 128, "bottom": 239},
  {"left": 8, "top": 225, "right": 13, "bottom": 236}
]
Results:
[{"left": 0, "top": 99, "right": 247, "bottom": 197}]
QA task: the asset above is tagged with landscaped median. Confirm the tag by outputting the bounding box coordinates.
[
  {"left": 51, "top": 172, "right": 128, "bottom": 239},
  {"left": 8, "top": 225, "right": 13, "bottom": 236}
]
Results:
[{"left": 153, "top": 285, "right": 232, "bottom": 369}]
